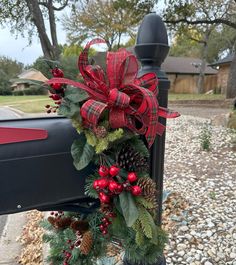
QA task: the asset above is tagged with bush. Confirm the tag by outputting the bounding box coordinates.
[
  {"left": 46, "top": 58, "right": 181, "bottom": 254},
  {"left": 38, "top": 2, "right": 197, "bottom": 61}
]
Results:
[
  {"left": 0, "top": 86, "right": 13, "bottom": 95},
  {"left": 12, "top": 86, "right": 47, "bottom": 96}
]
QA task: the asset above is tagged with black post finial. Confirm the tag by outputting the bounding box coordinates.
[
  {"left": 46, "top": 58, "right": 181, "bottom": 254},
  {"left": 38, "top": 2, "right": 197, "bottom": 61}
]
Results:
[{"left": 135, "top": 13, "right": 169, "bottom": 67}]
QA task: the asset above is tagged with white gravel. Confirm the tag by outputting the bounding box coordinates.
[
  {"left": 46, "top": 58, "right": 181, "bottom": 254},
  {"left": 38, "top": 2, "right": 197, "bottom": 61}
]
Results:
[{"left": 164, "top": 115, "right": 236, "bottom": 265}]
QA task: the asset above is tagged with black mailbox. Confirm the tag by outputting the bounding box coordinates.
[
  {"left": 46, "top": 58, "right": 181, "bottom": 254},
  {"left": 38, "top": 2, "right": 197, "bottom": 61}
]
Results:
[{"left": 0, "top": 116, "right": 96, "bottom": 216}]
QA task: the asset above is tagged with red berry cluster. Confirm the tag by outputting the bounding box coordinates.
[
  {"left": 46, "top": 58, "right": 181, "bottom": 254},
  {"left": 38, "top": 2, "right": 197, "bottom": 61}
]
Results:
[
  {"left": 99, "top": 212, "right": 116, "bottom": 235},
  {"left": 46, "top": 67, "right": 64, "bottom": 113},
  {"left": 62, "top": 231, "right": 82, "bottom": 264},
  {"left": 93, "top": 165, "right": 142, "bottom": 204}
]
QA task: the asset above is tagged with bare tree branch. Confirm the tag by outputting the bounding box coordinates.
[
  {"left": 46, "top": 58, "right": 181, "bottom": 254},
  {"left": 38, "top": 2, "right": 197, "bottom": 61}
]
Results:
[{"left": 164, "top": 18, "right": 236, "bottom": 29}]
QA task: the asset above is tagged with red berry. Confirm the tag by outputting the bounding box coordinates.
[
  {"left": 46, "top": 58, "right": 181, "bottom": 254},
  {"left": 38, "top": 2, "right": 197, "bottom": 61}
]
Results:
[
  {"left": 109, "top": 165, "right": 120, "bottom": 177},
  {"left": 99, "top": 224, "right": 105, "bottom": 231},
  {"left": 67, "top": 239, "right": 72, "bottom": 244},
  {"left": 52, "top": 68, "right": 64, "bottom": 78},
  {"left": 102, "top": 229, "right": 108, "bottom": 235},
  {"left": 116, "top": 184, "right": 124, "bottom": 194},
  {"left": 131, "top": 185, "right": 142, "bottom": 196},
  {"left": 50, "top": 211, "right": 54, "bottom": 215},
  {"left": 49, "top": 94, "right": 61, "bottom": 100},
  {"left": 51, "top": 83, "right": 62, "bottom": 90},
  {"left": 70, "top": 245, "right": 74, "bottom": 250},
  {"left": 107, "top": 212, "right": 116, "bottom": 218},
  {"left": 45, "top": 105, "right": 50, "bottom": 108},
  {"left": 99, "top": 192, "right": 110, "bottom": 204},
  {"left": 93, "top": 180, "right": 100, "bottom": 190},
  {"left": 98, "top": 166, "right": 109, "bottom": 177},
  {"left": 108, "top": 181, "right": 119, "bottom": 192},
  {"left": 127, "top": 172, "right": 138, "bottom": 183},
  {"left": 97, "top": 178, "right": 109, "bottom": 189},
  {"left": 66, "top": 252, "right": 71, "bottom": 258},
  {"left": 63, "top": 262, "right": 69, "bottom": 265},
  {"left": 47, "top": 109, "right": 51, "bottom": 114}
]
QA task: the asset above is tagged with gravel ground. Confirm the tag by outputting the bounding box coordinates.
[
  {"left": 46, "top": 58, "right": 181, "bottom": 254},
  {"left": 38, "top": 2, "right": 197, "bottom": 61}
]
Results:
[{"left": 164, "top": 115, "right": 236, "bottom": 265}]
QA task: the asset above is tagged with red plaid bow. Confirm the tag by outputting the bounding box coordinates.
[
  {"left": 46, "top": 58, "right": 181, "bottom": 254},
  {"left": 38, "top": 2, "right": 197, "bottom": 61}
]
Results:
[{"left": 48, "top": 38, "right": 179, "bottom": 148}]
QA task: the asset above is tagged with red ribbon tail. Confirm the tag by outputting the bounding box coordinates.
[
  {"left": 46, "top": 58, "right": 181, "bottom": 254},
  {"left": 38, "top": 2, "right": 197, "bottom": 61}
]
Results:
[{"left": 158, "top": 107, "right": 180, "bottom": 118}]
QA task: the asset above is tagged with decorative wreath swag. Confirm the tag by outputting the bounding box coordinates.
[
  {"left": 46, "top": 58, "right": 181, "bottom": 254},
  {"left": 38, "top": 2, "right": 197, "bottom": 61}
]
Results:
[{"left": 41, "top": 38, "right": 179, "bottom": 265}]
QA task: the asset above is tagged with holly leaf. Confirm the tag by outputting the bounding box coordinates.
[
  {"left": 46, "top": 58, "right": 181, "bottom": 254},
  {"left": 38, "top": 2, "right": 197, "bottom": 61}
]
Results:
[
  {"left": 119, "top": 192, "right": 139, "bottom": 227},
  {"left": 64, "top": 85, "right": 89, "bottom": 103},
  {"left": 71, "top": 137, "right": 94, "bottom": 170}
]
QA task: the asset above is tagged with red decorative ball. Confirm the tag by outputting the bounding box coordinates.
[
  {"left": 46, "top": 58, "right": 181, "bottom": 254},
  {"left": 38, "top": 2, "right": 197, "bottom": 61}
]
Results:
[
  {"left": 66, "top": 252, "right": 71, "bottom": 258},
  {"left": 116, "top": 184, "right": 124, "bottom": 194},
  {"left": 131, "top": 185, "right": 142, "bottom": 196},
  {"left": 51, "top": 83, "right": 62, "bottom": 90},
  {"left": 98, "top": 165, "right": 109, "bottom": 177},
  {"left": 127, "top": 172, "right": 138, "bottom": 183},
  {"left": 63, "top": 262, "right": 69, "bottom": 265},
  {"left": 52, "top": 68, "right": 64, "bottom": 78},
  {"left": 99, "top": 192, "right": 110, "bottom": 204},
  {"left": 97, "top": 178, "right": 109, "bottom": 189},
  {"left": 108, "top": 181, "right": 119, "bottom": 192},
  {"left": 109, "top": 165, "right": 120, "bottom": 177}
]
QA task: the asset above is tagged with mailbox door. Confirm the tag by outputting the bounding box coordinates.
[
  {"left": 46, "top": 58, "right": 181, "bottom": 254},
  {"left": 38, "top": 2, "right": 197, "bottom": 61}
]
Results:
[{"left": 0, "top": 117, "right": 93, "bottom": 215}]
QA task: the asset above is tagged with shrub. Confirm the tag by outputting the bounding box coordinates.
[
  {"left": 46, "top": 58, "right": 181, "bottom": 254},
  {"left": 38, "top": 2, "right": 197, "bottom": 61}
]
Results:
[{"left": 200, "top": 123, "right": 212, "bottom": 151}]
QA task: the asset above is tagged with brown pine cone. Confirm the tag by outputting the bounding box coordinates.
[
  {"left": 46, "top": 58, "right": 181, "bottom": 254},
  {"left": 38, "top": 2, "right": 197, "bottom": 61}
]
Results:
[
  {"left": 80, "top": 231, "right": 93, "bottom": 255},
  {"left": 70, "top": 220, "right": 89, "bottom": 234},
  {"left": 94, "top": 126, "right": 108, "bottom": 138}
]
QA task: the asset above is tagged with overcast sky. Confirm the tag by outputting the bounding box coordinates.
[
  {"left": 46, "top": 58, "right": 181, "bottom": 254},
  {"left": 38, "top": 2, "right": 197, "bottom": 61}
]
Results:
[{"left": 0, "top": 25, "right": 67, "bottom": 66}]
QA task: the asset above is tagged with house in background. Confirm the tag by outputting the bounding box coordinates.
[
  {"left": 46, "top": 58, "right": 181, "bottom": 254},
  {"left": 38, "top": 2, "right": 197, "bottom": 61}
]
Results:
[
  {"left": 92, "top": 51, "right": 218, "bottom": 94},
  {"left": 210, "top": 54, "right": 234, "bottom": 95},
  {"left": 11, "top": 68, "right": 48, "bottom": 91},
  {"left": 162, "top": 57, "right": 218, "bottom": 94}
]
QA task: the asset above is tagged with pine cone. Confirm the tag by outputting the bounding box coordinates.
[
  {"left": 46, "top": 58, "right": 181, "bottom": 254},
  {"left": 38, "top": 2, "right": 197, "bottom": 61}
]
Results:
[
  {"left": 49, "top": 217, "right": 72, "bottom": 230},
  {"left": 80, "top": 231, "right": 93, "bottom": 255},
  {"left": 94, "top": 126, "right": 108, "bottom": 138},
  {"left": 117, "top": 145, "right": 149, "bottom": 172},
  {"left": 70, "top": 220, "right": 89, "bottom": 234},
  {"left": 137, "top": 177, "right": 158, "bottom": 208}
]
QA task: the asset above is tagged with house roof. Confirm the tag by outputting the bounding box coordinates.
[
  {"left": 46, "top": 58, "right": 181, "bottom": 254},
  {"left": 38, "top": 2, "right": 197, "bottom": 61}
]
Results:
[
  {"left": 17, "top": 68, "right": 48, "bottom": 82},
  {"left": 162, "top": 57, "right": 217, "bottom": 75},
  {"left": 209, "top": 54, "right": 234, "bottom": 66},
  {"left": 92, "top": 52, "right": 217, "bottom": 75}
]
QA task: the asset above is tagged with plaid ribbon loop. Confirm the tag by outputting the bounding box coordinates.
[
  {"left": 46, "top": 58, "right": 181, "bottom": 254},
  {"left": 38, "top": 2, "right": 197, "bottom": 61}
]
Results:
[{"left": 47, "top": 38, "right": 180, "bottom": 148}]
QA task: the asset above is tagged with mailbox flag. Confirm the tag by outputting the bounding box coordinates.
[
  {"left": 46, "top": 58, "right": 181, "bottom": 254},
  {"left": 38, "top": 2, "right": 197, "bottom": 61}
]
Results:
[{"left": 0, "top": 127, "right": 48, "bottom": 145}]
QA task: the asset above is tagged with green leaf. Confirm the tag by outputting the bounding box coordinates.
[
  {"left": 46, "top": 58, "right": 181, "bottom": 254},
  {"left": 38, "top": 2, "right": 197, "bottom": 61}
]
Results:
[
  {"left": 71, "top": 137, "right": 94, "bottom": 170},
  {"left": 65, "top": 85, "right": 89, "bottom": 103},
  {"left": 58, "top": 102, "right": 80, "bottom": 118},
  {"left": 119, "top": 192, "right": 139, "bottom": 227}
]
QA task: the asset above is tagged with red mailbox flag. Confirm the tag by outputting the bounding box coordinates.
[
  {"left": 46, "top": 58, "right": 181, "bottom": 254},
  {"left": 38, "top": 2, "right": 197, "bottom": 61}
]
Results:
[{"left": 0, "top": 127, "right": 48, "bottom": 144}]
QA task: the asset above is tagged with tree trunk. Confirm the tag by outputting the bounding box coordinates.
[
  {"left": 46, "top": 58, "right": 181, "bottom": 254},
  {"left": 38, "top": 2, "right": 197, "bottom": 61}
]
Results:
[
  {"left": 25, "top": 0, "right": 55, "bottom": 59},
  {"left": 226, "top": 52, "right": 236, "bottom": 98},
  {"left": 197, "top": 31, "right": 210, "bottom": 94},
  {"left": 48, "top": 0, "right": 60, "bottom": 59}
]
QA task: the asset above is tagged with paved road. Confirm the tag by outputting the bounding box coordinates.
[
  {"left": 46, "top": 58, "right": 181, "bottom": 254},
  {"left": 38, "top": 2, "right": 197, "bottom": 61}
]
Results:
[
  {"left": 0, "top": 107, "right": 20, "bottom": 120},
  {"left": 0, "top": 107, "right": 20, "bottom": 238}
]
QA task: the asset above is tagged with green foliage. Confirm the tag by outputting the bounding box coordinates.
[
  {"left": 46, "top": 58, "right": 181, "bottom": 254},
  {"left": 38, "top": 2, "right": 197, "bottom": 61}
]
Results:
[
  {"left": 0, "top": 56, "right": 23, "bottom": 95},
  {"left": 200, "top": 123, "right": 212, "bottom": 151},
  {"left": 71, "top": 138, "right": 95, "bottom": 170},
  {"left": 62, "top": 0, "right": 155, "bottom": 50},
  {"left": 118, "top": 192, "right": 139, "bottom": 227},
  {"left": 85, "top": 174, "right": 99, "bottom": 199},
  {"left": 64, "top": 85, "right": 89, "bottom": 103}
]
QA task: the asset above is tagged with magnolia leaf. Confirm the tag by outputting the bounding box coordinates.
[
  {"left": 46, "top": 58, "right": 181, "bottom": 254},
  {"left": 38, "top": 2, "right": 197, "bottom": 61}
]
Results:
[
  {"left": 71, "top": 138, "right": 94, "bottom": 170},
  {"left": 65, "top": 85, "right": 89, "bottom": 103},
  {"left": 58, "top": 102, "right": 80, "bottom": 118},
  {"left": 119, "top": 192, "right": 139, "bottom": 227}
]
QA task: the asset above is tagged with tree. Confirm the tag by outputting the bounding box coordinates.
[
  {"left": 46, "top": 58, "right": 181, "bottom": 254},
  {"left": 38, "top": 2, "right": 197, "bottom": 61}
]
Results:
[
  {"left": 0, "top": 0, "right": 71, "bottom": 60},
  {"left": 62, "top": 0, "right": 155, "bottom": 50},
  {"left": 0, "top": 56, "right": 23, "bottom": 95},
  {"left": 162, "top": 0, "right": 236, "bottom": 98}
]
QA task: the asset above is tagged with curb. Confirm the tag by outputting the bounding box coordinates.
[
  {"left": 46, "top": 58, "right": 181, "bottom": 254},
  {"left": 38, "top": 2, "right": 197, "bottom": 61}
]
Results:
[
  {"left": 4, "top": 106, "right": 25, "bottom": 117},
  {"left": 0, "top": 212, "right": 26, "bottom": 265}
]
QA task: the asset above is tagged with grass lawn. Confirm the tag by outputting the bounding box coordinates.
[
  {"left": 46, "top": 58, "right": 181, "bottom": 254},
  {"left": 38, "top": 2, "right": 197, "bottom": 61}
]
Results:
[
  {"left": 0, "top": 95, "right": 52, "bottom": 113},
  {"left": 169, "top": 93, "right": 225, "bottom": 101},
  {"left": 0, "top": 93, "right": 226, "bottom": 114}
]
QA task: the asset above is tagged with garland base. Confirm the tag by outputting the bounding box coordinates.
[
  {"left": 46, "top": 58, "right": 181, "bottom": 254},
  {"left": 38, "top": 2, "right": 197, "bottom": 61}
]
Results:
[{"left": 123, "top": 256, "right": 166, "bottom": 265}]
